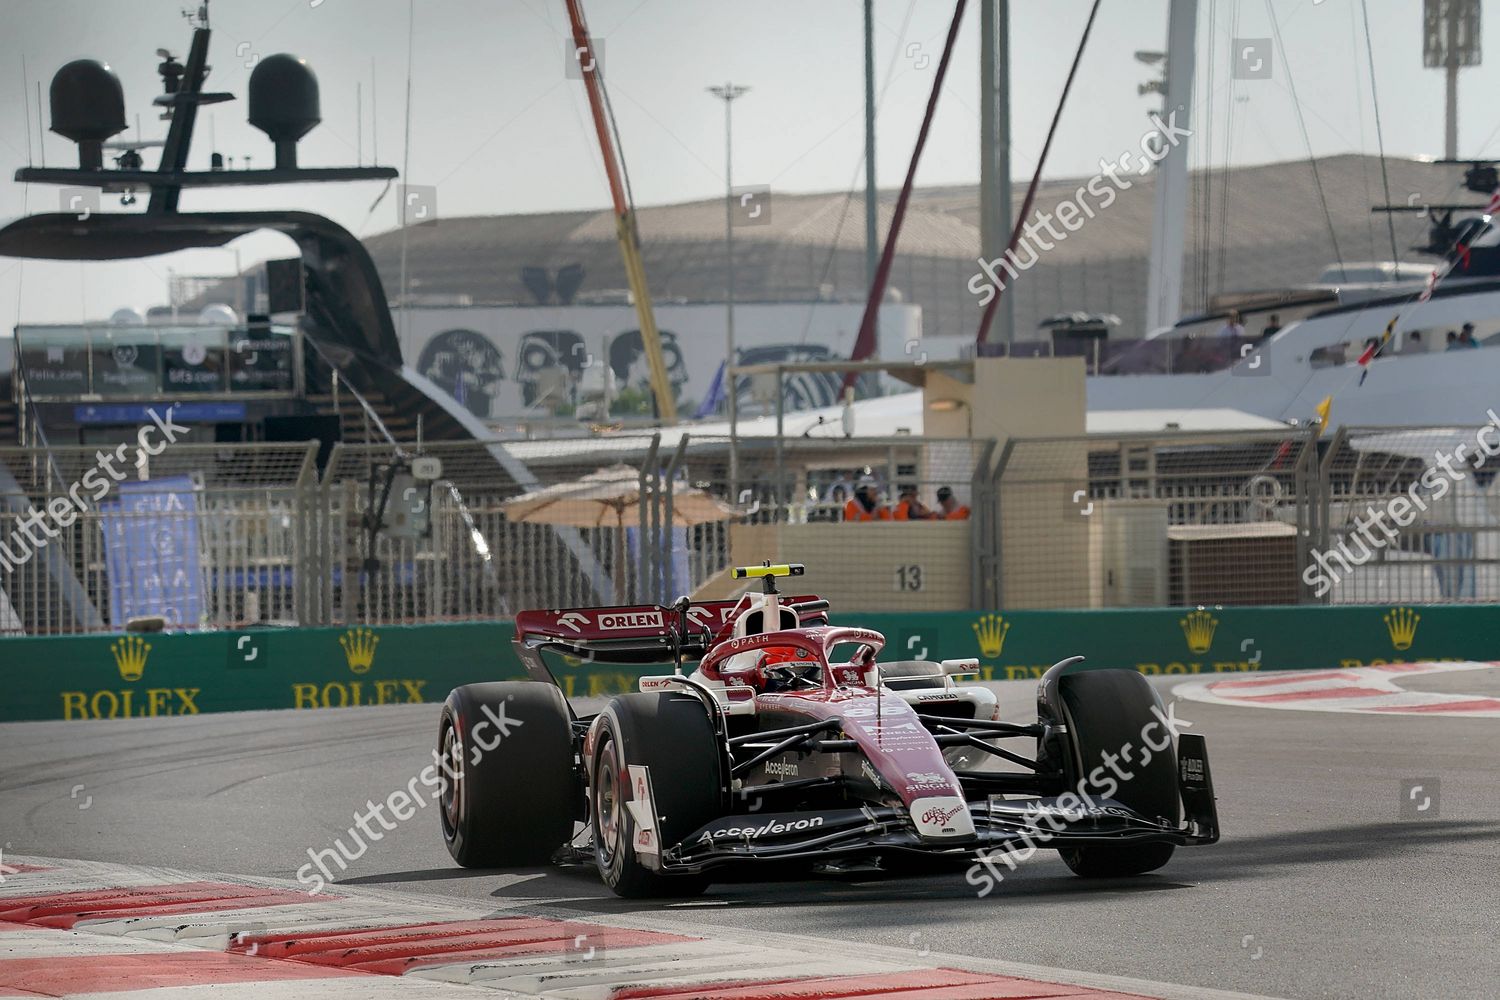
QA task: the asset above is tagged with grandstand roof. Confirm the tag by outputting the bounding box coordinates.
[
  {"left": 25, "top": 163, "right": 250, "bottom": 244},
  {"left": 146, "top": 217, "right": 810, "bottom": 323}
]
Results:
[{"left": 365, "top": 154, "right": 1457, "bottom": 339}]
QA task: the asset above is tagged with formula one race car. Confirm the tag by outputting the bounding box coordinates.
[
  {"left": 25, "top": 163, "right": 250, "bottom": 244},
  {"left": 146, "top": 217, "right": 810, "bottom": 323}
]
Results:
[{"left": 436, "top": 564, "right": 1219, "bottom": 897}]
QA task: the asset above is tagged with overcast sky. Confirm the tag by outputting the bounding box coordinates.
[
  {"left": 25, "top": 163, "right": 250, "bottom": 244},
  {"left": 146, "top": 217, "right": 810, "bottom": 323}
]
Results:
[{"left": 1, "top": 0, "right": 1496, "bottom": 326}]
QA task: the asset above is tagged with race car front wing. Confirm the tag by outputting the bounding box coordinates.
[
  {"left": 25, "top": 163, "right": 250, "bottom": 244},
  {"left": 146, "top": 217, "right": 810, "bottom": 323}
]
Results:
[{"left": 661, "top": 734, "right": 1219, "bottom": 871}]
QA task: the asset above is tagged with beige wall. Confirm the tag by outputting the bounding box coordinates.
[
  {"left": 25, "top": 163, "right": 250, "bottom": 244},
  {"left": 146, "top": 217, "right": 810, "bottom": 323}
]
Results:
[
  {"left": 922, "top": 358, "right": 1086, "bottom": 442},
  {"left": 922, "top": 359, "right": 1090, "bottom": 609},
  {"left": 730, "top": 521, "right": 971, "bottom": 612},
  {"left": 970, "top": 357, "right": 1086, "bottom": 439}
]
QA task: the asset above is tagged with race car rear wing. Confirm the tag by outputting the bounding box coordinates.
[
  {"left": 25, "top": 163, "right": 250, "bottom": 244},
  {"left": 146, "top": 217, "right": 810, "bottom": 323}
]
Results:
[{"left": 512, "top": 597, "right": 826, "bottom": 700}]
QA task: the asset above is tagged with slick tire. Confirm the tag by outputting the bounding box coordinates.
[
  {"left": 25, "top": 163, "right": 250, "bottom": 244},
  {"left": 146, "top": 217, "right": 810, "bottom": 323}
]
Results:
[
  {"left": 1055, "top": 669, "right": 1178, "bottom": 878},
  {"left": 438, "top": 681, "right": 575, "bottom": 868},
  {"left": 591, "top": 693, "right": 722, "bottom": 898}
]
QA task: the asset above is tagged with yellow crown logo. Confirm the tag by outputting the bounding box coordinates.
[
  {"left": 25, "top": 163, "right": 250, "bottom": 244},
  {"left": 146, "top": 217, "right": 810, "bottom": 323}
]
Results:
[
  {"left": 1179, "top": 609, "right": 1218, "bottom": 654},
  {"left": 339, "top": 627, "right": 380, "bottom": 674},
  {"left": 1384, "top": 607, "right": 1420, "bottom": 651},
  {"left": 110, "top": 635, "right": 151, "bottom": 682},
  {"left": 972, "top": 613, "right": 1011, "bottom": 659}
]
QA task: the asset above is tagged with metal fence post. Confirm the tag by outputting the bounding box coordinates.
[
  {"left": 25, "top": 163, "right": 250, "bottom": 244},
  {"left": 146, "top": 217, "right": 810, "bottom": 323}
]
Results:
[
  {"left": 968, "top": 439, "right": 997, "bottom": 609},
  {"left": 987, "top": 438, "right": 1015, "bottom": 610},
  {"left": 1314, "top": 427, "right": 1347, "bottom": 607},
  {"left": 292, "top": 442, "right": 319, "bottom": 625},
  {"left": 1293, "top": 429, "right": 1316, "bottom": 605},
  {"left": 636, "top": 434, "right": 661, "bottom": 604},
  {"left": 661, "top": 435, "right": 689, "bottom": 601}
]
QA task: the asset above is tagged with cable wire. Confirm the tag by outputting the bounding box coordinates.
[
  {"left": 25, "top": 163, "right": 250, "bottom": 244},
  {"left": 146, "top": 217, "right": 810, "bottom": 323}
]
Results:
[
  {"left": 1357, "top": 0, "right": 1399, "bottom": 268},
  {"left": 1265, "top": 0, "right": 1343, "bottom": 272}
]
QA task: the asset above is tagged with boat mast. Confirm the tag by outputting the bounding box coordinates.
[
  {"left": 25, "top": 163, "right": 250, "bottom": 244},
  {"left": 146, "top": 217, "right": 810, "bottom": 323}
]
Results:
[
  {"left": 978, "top": 0, "right": 1014, "bottom": 347},
  {"left": 1144, "top": 0, "right": 1197, "bottom": 333}
]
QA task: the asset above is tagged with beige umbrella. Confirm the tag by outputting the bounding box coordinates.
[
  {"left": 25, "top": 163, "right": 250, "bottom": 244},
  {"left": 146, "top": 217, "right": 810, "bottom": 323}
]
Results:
[{"left": 501, "top": 465, "right": 738, "bottom": 597}]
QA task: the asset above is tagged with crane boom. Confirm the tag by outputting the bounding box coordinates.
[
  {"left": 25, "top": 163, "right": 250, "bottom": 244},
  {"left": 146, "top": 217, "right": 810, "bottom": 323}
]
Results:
[{"left": 562, "top": 0, "right": 676, "bottom": 424}]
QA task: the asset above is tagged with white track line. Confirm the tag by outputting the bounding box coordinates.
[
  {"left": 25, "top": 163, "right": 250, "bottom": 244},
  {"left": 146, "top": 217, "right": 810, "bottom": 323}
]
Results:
[{"left": 1175, "top": 661, "right": 1500, "bottom": 717}]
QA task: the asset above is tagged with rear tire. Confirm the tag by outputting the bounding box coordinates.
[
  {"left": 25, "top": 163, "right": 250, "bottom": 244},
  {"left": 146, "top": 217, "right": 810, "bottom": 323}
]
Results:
[
  {"left": 438, "top": 682, "right": 575, "bottom": 868},
  {"left": 1054, "top": 669, "right": 1178, "bottom": 878},
  {"left": 591, "top": 693, "right": 722, "bottom": 898}
]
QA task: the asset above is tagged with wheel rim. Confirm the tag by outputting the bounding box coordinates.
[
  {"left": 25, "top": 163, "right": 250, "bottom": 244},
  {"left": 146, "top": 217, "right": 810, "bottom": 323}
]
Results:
[
  {"left": 594, "top": 741, "right": 622, "bottom": 868},
  {"left": 440, "top": 720, "right": 464, "bottom": 838}
]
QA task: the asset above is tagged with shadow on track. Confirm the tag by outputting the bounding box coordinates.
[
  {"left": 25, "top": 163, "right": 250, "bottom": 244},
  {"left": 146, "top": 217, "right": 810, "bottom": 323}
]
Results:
[{"left": 323, "top": 819, "right": 1500, "bottom": 917}]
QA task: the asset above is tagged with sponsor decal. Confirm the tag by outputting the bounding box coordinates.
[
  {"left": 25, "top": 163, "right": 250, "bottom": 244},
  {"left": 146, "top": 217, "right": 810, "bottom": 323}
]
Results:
[
  {"left": 558, "top": 611, "right": 590, "bottom": 633},
  {"left": 859, "top": 759, "right": 882, "bottom": 788},
  {"left": 1021, "top": 802, "right": 1134, "bottom": 821},
  {"left": 62, "top": 635, "right": 201, "bottom": 719},
  {"left": 972, "top": 613, "right": 1011, "bottom": 658},
  {"left": 1384, "top": 606, "right": 1419, "bottom": 651},
  {"left": 763, "top": 759, "right": 800, "bottom": 778},
  {"left": 599, "top": 611, "right": 663, "bottom": 630},
  {"left": 910, "top": 795, "right": 975, "bottom": 837},
  {"left": 627, "top": 765, "right": 661, "bottom": 856},
  {"left": 110, "top": 635, "right": 151, "bottom": 682},
  {"left": 686, "top": 606, "right": 724, "bottom": 629},
  {"left": 1180, "top": 609, "right": 1219, "bottom": 654},
  {"left": 339, "top": 627, "right": 379, "bottom": 674},
  {"left": 921, "top": 803, "right": 966, "bottom": 826},
  {"left": 292, "top": 679, "right": 428, "bottom": 709},
  {"left": 698, "top": 816, "right": 825, "bottom": 843},
  {"left": 906, "top": 771, "right": 949, "bottom": 787},
  {"left": 846, "top": 716, "right": 932, "bottom": 750},
  {"left": 60, "top": 687, "right": 200, "bottom": 720},
  {"left": 1181, "top": 756, "right": 1206, "bottom": 782}
]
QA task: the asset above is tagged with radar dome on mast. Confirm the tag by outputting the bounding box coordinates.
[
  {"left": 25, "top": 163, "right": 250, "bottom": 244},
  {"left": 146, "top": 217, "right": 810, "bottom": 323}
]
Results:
[
  {"left": 49, "top": 59, "right": 127, "bottom": 170},
  {"left": 247, "top": 55, "right": 321, "bottom": 169}
]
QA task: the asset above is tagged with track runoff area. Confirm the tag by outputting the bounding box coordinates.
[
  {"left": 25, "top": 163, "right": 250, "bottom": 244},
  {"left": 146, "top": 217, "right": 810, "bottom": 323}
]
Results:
[{"left": 3, "top": 656, "right": 1498, "bottom": 1000}]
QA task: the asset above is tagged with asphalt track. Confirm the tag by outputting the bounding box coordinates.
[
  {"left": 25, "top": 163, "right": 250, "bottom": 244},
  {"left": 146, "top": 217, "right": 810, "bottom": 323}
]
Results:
[{"left": 2, "top": 672, "right": 1497, "bottom": 1000}]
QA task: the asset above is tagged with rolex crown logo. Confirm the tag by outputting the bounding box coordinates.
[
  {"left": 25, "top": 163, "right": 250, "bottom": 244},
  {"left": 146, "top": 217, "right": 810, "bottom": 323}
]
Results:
[
  {"left": 110, "top": 635, "right": 151, "bottom": 682},
  {"left": 1384, "top": 607, "right": 1420, "bottom": 652},
  {"left": 972, "top": 613, "right": 1011, "bottom": 659},
  {"left": 340, "top": 627, "right": 380, "bottom": 675},
  {"left": 1179, "top": 609, "right": 1218, "bottom": 655}
]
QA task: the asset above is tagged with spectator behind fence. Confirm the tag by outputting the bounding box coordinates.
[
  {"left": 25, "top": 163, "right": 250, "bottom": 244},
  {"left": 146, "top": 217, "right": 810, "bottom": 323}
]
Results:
[
  {"left": 1459, "top": 322, "right": 1480, "bottom": 348},
  {"left": 936, "top": 486, "right": 970, "bottom": 520},
  {"left": 1261, "top": 313, "right": 1282, "bottom": 339},
  {"left": 1215, "top": 310, "right": 1246, "bottom": 339},
  {"left": 824, "top": 472, "right": 855, "bottom": 503},
  {"left": 843, "top": 479, "right": 890, "bottom": 522},
  {"left": 1446, "top": 330, "right": 1460, "bottom": 350},
  {"left": 1400, "top": 330, "right": 1424, "bottom": 355},
  {"left": 893, "top": 484, "right": 935, "bottom": 521}
]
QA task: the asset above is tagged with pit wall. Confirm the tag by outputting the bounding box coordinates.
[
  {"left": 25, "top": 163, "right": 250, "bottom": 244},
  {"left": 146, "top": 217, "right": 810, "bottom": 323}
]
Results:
[{"left": 1, "top": 603, "right": 1491, "bottom": 722}]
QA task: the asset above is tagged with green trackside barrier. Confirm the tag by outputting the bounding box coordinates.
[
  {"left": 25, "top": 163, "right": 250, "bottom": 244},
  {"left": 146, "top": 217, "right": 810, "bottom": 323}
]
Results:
[{"left": 0, "top": 603, "right": 1493, "bottom": 722}]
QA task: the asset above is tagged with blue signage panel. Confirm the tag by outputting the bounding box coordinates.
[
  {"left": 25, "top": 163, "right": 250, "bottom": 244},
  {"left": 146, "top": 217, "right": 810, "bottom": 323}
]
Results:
[
  {"left": 99, "top": 475, "right": 206, "bottom": 630},
  {"left": 74, "top": 402, "right": 247, "bottom": 425}
]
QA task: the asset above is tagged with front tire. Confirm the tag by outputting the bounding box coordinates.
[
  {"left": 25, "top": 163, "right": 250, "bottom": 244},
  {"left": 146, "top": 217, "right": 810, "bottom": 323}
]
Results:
[
  {"left": 438, "top": 682, "right": 575, "bottom": 868},
  {"left": 1054, "top": 669, "right": 1179, "bottom": 878},
  {"left": 591, "top": 693, "right": 723, "bottom": 898}
]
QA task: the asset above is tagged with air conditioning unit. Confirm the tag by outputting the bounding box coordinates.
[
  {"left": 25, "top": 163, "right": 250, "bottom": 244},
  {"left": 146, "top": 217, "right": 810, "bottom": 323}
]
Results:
[
  {"left": 1168, "top": 522, "right": 1299, "bottom": 605},
  {"left": 1090, "top": 501, "right": 1170, "bottom": 607}
]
